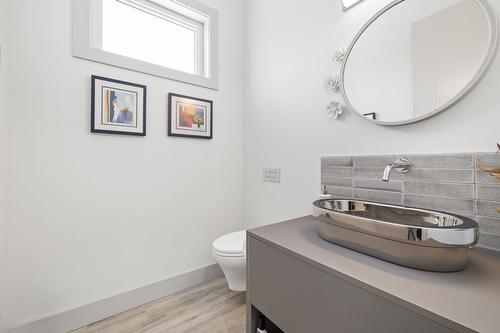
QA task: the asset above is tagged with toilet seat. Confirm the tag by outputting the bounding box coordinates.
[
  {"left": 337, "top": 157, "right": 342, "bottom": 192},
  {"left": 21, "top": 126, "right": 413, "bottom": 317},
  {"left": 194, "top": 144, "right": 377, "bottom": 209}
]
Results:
[
  {"left": 212, "top": 230, "right": 246, "bottom": 257},
  {"left": 213, "top": 249, "right": 244, "bottom": 258},
  {"left": 212, "top": 230, "right": 247, "bottom": 291}
]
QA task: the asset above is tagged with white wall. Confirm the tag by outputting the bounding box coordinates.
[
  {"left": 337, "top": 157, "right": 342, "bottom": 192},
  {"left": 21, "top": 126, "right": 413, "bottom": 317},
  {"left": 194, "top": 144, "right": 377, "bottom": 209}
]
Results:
[
  {"left": 0, "top": 0, "right": 7, "bottom": 331},
  {"left": 2, "top": 0, "right": 244, "bottom": 329},
  {"left": 243, "top": 0, "right": 500, "bottom": 229}
]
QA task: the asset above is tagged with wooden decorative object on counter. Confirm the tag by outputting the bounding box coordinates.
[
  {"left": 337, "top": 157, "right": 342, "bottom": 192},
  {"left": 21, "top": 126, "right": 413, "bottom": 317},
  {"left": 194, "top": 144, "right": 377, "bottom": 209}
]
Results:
[
  {"left": 477, "top": 144, "right": 500, "bottom": 181},
  {"left": 477, "top": 160, "right": 500, "bottom": 180}
]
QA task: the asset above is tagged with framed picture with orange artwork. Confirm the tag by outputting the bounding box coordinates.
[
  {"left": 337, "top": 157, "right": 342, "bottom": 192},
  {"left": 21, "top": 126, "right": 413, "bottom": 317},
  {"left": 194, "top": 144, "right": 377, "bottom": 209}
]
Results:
[{"left": 167, "top": 93, "right": 213, "bottom": 139}]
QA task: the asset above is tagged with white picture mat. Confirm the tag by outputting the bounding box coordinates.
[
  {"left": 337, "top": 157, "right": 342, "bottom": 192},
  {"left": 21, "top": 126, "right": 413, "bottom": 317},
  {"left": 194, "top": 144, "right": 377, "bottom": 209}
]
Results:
[
  {"left": 169, "top": 95, "right": 211, "bottom": 137},
  {"left": 93, "top": 78, "right": 145, "bottom": 133}
]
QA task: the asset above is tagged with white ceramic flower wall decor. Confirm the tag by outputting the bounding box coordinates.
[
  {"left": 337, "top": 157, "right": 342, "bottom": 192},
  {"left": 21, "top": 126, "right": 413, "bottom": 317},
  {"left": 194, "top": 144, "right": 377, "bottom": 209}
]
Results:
[
  {"left": 323, "top": 46, "right": 348, "bottom": 120},
  {"left": 326, "top": 101, "right": 344, "bottom": 119},
  {"left": 334, "top": 47, "right": 346, "bottom": 63},
  {"left": 324, "top": 74, "right": 340, "bottom": 92}
]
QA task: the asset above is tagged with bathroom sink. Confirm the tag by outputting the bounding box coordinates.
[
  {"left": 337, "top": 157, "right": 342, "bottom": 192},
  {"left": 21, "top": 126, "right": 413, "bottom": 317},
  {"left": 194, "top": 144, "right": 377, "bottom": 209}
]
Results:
[{"left": 313, "top": 199, "right": 479, "bottom": 272}]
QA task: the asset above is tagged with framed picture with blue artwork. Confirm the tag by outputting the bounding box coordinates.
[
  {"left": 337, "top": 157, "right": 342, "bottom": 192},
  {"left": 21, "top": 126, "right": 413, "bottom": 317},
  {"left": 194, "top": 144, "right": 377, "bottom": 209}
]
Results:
[
  {"left": 91, "top": 75, "right": 146, "bottom": 136},
  {"left": 168, "top": 93, "right": 213, "bottom": 139}
]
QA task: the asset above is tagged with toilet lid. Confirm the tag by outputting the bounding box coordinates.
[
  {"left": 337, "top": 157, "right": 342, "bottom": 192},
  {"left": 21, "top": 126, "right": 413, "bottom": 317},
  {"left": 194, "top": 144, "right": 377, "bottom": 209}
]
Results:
[{"left": 213, "top": 230, "right": 246, "bottom": 255}]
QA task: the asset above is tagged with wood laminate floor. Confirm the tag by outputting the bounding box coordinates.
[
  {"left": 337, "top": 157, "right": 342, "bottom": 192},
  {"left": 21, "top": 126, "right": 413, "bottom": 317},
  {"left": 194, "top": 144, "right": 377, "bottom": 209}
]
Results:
[{"left": 72, "top": 277, "right": 246, "bottom": 333}]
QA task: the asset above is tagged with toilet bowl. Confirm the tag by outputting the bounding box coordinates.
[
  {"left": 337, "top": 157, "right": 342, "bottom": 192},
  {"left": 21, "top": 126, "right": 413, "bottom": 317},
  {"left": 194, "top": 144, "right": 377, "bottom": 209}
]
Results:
[{"left": 212, "top": 230, "right": 246, "bottom": 291}]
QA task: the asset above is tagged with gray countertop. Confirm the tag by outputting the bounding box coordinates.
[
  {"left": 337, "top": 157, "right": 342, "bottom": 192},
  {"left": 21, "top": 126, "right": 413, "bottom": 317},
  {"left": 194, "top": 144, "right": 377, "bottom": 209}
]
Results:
[{"left": 248, "top": 216, "right": 500, "bottom": 333}]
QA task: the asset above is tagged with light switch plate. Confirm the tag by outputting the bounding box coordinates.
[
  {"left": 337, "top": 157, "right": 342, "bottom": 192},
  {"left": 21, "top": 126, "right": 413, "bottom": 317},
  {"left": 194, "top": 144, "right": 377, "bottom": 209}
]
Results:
[{"left": 263, "top": 168, "right": 281, "bottom": 183}]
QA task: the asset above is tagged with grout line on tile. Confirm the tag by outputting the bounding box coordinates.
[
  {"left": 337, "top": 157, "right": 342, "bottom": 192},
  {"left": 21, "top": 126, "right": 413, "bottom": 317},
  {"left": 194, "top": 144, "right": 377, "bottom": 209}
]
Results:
[
  {"left": 473, "top": 153, "right": 477, "bottom": 219},
  {"left": 403, "top": 180, "right": 475, "bottom": 186}
]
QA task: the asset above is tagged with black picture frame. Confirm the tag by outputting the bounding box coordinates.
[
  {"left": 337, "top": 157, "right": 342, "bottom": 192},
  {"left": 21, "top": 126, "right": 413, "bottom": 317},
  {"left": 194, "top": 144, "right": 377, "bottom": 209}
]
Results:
[
  {"left": 91, "top": 75, "right": 147, "bottom": 136},
  {"left": 167, "top": 93, "right": 213, "bottom": 139}
]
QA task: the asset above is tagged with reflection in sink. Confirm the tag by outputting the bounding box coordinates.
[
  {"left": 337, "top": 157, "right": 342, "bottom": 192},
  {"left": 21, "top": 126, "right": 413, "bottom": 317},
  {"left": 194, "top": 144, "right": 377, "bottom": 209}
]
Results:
[{"left": 313, "top": 199, "right": 479, "bottom": 272}]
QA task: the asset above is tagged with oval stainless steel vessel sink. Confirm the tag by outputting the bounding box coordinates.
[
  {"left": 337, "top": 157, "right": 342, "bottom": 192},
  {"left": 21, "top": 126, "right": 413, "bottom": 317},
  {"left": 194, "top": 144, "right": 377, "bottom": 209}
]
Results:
[{"left": 313, "top": 199, "right": 479, "bottom": 272}]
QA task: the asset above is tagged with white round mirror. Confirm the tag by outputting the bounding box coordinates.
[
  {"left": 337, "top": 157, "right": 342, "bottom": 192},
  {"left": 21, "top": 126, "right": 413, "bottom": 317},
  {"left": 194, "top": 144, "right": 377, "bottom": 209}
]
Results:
[{"left": 340, "top": 0, "right": 498, "bottom": 125}]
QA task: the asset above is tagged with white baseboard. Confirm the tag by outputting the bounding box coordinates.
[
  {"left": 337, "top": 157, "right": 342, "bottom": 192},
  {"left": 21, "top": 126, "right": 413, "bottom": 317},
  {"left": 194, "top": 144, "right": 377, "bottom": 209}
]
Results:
[{"left": 7, "top": 263, "right": 223, "bottom": 333}]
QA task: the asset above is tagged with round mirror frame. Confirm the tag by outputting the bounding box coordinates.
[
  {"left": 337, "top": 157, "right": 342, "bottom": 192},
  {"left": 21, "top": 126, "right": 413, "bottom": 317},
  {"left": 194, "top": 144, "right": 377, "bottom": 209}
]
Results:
[{"left": 340, "top": 0, "right": 499, "bottom": 126}]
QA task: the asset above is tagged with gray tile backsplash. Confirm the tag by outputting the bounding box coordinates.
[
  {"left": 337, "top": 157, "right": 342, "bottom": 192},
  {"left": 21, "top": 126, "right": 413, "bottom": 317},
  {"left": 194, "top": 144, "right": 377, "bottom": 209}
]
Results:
[
  {"left": 475, "top": 153, "right": 500, "bottom": 185},
  {"left": 478, "top": 232, "right": 500, "bottom": 250},
  {"left": 353, "top": 189, "right": 403, "bottom": 205},
  {"left": 325, "top": 185, "right": 353, "bottom": 198},
  {"left": 477, "top": 216, "right": 500, "bottom": 234},
  {"left": 321, "top": 175, "right": 352, "bottom": 187},
  {"left": 476, "top": 153, "right": 500, "bottom": 165},
  {"left": 404, "top": 169, "right": 474, "bottom": 183},
  {"left": 476, "top": 201, "right": 500, "bottom": 218},
  {"left": 406, "top": 154, "right": 474, "bottom": 169},
  {"left": 321, "top": 153, "right": 500, "bottom": 251},
  {"left": 404, "top": 182, "right": 475, "bottom": 200},
  {"left": 403, "top": 194, "right": 474, "bottom": 215},
  {"left": 354, "top": 178, "right": 403, "bottom": 192},
  {"left": 476, "top": 185, "right": 500, "bottom": 201},
  {"left": 353, "top": 155, "right": 398, "bottom": 168},
  {"left": 321, "top": 166, "right": 352, "bottom": 178},
  {"left": 354, "top": 167, "right": 403, "bottom": 180}
]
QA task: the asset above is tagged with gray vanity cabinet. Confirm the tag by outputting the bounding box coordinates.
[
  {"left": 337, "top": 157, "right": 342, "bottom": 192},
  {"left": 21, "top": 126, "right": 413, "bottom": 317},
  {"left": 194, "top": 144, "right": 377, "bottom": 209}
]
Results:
[{"left": 246, "top": 235, "right": 456, "bottom": 333}]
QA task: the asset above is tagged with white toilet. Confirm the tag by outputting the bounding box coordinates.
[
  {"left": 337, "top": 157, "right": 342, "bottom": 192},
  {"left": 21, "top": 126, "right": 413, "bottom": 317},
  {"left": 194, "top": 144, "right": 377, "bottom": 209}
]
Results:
[{"left": 212, "top": 230, "right": 246, "bottom": 291}]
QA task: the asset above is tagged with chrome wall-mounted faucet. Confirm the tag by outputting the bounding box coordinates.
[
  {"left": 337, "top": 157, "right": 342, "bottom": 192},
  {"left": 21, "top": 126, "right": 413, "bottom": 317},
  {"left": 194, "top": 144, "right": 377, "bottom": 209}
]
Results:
[{"left": 382, "top": 157, "right": 411, "bottom": 182}]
